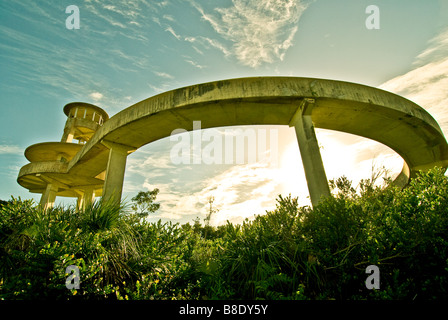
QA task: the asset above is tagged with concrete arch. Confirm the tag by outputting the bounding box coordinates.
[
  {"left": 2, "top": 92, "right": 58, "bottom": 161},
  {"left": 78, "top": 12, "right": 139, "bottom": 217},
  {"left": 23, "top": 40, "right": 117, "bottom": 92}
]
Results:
[{"left": 17, "top": 77, "right": 448, "bottom": 208}]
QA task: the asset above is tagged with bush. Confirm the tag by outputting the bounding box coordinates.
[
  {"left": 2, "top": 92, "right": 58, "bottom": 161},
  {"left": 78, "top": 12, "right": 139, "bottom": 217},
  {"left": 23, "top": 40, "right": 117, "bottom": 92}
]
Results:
[
  {"left": 1, "top": 168, "right": 447, "bottom": 300},
  {"left": 204, "top": 167, "right": 448, "bottom": 300}
]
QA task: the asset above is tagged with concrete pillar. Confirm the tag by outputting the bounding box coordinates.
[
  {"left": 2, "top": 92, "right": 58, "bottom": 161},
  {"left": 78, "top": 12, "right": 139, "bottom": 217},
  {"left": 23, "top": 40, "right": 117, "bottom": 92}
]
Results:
[
  {"left": 39, "top": 183, "right": 58, "bottom": 210},
  {"left": 77, "top": 196, "right": 83, "bottom": 210},
  {"left": 77, "top": 188, "right": 95, "bottom": 210},
  {"left": 65, "top": 128, "right": 75, "bottom": 143},
  {"left": 61, "top": 118, "right": 76, "bottom": 143},
  {"left": 290, "top": 99, "right": 330, "bottom": 206},
  {"left": 83, "top": 188, "right": 95, "bottom": 208},
  {"left": 101, "top": 140, "right": 134, "bottom": 205}
]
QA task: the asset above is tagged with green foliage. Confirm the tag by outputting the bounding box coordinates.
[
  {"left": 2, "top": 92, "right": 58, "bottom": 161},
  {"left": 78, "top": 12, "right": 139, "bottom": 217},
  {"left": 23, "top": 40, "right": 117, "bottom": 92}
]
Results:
[
  {"left": 1, "top": 168, "right": 447, "bottom": 300},
  {"left": 131, "top": 189, "right": 160, "bottom": 219}
]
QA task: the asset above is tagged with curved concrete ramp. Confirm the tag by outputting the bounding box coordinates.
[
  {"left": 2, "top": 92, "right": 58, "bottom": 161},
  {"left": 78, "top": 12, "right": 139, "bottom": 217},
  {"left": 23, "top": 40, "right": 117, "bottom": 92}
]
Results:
[{"left": 17, "top": 77, "right": 448, "bottom": 208}]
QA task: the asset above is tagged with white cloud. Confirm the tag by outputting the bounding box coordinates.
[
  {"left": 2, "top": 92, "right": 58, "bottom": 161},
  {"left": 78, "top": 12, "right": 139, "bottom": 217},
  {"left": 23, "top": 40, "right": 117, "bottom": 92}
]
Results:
[
  {"left": 165, "top": 26, "right": 181, "bottom": 40},
  {"left": 192, "top": 46, "right": 204, "bottom": 55},
  {"left": 103, "top": 5, "right": 116, "bottom": 11},
  {"left": 184, "top": 36, "right": 231, "bottom": 57},
  {"left": 128, "top": 152, "right": 175, "bottom": 172},
  {"left": 163, "top": 14, "right": 175, "bottom": 22},
  {"left": 154, "top": 71, "right": 174, "bottom": 79},
  {"left": 0, "top": 145, "right": 22, "bottom": 155},
  {"left": 147, "top": 162, "right": 282, "bottom": 225},
  {"left": 185, "top": 59, "right": 206, "bottom": 69},
  {"left": 148, "top": 82, "right": 174, "bottom": 94},
  {"left": 156, "top": 1, "right": 169, "bottom": 8},
  {"left": 86, "top": 3, "right": 127, "bottom": 29},
  {"left": 89, "top": 92, "right": 104, "bottom": 101},
  {"left": 191, "top": 0, "right": 311, "bottom": 68},
  {"left": 152, "top": 17, "right": 162, "bottom": 26},
  {"left": 0, "top": 20, "right": 146, "bottom": 114},
  {"left": 379, "top": 28, "right": 448, "bottom": 137},
  {"left": 414, "top": 28, "right": 448, "bottom": 66},
  {"left": 201, "top": 163, "right": 281, "bottom": 225}
]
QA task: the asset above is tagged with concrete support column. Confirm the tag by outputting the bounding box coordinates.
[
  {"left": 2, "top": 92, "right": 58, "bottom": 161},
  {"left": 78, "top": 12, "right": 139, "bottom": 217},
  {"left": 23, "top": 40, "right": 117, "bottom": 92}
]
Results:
[
  {"left": 40, "top": 183, "right": 58, "bottom": 210},
  {"left": 290, "top": 99, "right": 331, "bottom": 207},
  {"left": 77, "top": 196, "right": 83, "bottom": 210},
  {"left": 61, "top": 118, "right": 76, "bottom": 143},
  {"left": 83, "top": 188, "right": 95, "bottom": 208},
  {"left": 77, "top": 188, "right": 95, "bottom": 210},
  {"left": 101, "top": 140, "right": 134, "bottom": 205}
]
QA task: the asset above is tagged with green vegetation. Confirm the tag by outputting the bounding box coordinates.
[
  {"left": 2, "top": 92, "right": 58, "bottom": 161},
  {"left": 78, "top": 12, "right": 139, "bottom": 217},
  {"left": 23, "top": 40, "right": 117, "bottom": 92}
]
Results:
[
  {"left": 1, "top": 168, "right": 448, "bottom": 300},
  {"left": 131, "top": 188, "right": 160, "bottom": 220}
]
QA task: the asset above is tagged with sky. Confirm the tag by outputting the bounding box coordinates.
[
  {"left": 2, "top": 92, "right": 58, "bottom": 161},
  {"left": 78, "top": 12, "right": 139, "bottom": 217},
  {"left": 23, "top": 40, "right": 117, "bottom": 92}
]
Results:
[{"left": 1, "top": 0, "right": 447, "bottom": 225}]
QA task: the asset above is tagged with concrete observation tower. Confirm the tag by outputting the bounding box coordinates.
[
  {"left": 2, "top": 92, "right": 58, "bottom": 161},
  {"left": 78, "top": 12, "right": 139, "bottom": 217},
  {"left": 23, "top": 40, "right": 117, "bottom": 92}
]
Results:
[
  {"left": 19, "top": 102, "right": 109, "bottom": 210},
  {"left": 17, "top": 77, "right": 448, "bottom": 211},
  {"left": 61, "top": 102, "right": 108, "bottom": 144}
]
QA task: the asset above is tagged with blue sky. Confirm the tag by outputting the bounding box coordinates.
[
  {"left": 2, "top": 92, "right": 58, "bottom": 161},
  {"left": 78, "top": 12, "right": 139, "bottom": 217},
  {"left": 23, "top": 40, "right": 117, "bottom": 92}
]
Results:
[{"left": 1, "top": 0, "right": 447, "bottom": 225}]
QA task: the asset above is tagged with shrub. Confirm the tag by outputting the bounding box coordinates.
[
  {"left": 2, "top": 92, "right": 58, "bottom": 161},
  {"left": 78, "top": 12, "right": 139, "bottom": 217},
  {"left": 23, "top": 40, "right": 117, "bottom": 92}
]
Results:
[{"left": 1, "top": 168, "right": 447, "bottom": 300}]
